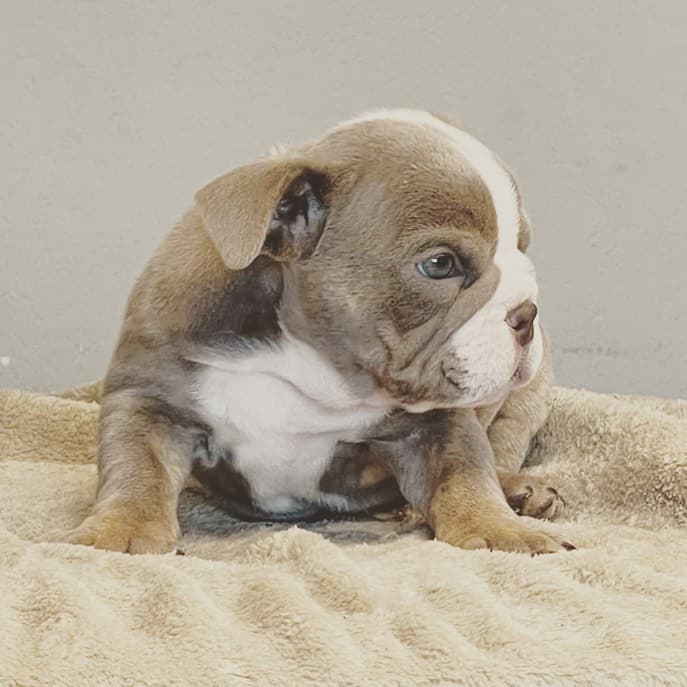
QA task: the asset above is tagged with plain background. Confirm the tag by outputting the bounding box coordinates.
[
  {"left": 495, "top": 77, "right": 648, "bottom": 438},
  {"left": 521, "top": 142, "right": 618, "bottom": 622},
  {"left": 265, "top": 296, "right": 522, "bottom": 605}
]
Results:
[{"left": 1, "top": 1, "right": 685, "bottom": 396}]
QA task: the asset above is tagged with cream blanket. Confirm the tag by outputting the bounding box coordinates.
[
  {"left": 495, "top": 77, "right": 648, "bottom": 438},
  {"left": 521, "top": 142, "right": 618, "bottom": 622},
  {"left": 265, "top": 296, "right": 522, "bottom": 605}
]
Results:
[{"left": 1, "top": 383, "right": 686, "bottom": 687}]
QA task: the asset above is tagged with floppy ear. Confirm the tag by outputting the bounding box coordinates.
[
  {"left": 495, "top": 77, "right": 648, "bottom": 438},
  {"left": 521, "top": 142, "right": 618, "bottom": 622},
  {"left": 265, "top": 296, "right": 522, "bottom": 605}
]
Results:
[{"left": 195, "top": 158, "right": 330, "bottom": 270}]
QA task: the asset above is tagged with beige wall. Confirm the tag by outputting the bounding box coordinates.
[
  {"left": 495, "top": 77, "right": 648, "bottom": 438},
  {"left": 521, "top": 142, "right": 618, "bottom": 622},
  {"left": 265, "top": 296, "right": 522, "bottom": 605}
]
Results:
[{"left": 1, "top": 1, "right": 686, "bottom": 396}]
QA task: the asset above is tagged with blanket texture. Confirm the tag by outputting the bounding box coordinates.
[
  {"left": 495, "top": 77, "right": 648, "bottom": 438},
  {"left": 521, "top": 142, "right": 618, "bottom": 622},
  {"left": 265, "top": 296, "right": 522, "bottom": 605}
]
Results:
[{"left": 1, "top": 383, "right": 686, "bottom": 687}]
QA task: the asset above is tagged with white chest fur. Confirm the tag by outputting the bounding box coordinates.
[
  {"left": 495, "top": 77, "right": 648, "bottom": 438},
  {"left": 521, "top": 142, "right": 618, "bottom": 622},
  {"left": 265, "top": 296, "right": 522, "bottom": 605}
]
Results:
[{"left": 191, "top": 334, "right": 392, "bottom": 514}]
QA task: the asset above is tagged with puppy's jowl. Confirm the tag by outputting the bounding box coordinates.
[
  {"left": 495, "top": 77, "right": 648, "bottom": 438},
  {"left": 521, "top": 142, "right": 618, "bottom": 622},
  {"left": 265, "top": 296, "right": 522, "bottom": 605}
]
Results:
[{"left": 68, "top": 110, "right": 572, "bottom": 554}]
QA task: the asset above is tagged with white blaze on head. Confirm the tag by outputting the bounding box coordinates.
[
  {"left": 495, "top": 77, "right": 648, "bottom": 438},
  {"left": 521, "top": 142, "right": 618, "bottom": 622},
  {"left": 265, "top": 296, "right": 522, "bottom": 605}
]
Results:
[{"left": 338, "top": 109, "right": 544, "bottom": 405}]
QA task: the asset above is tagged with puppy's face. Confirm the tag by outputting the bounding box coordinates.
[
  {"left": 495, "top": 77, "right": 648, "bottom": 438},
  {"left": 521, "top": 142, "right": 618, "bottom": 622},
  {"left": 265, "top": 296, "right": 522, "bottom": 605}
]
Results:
[{"left": 197, "top": 110, "right": 543, "bottom": 410}]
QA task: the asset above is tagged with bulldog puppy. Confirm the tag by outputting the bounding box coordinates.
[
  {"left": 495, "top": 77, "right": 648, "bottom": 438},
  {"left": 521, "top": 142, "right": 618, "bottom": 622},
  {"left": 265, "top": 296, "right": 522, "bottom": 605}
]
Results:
[{"left": 67, "top": 109, "right": 571, "bottom": 555}]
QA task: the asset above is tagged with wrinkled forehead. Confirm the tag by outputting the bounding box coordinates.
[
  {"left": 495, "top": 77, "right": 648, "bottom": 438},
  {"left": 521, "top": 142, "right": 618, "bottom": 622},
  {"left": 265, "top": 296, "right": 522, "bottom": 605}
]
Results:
[{"left": 318, "top": 110, "right": 522, "bottom": 250}]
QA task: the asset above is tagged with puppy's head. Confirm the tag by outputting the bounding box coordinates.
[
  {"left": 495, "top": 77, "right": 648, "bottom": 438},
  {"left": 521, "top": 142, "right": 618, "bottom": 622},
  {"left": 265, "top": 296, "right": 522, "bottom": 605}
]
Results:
[{"left": 195, "top": 109, "right": 543, "bottom": 410}]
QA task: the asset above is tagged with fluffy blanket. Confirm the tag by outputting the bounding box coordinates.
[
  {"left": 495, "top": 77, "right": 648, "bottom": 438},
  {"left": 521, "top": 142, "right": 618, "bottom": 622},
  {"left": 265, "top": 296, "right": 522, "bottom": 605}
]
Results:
[{"left": 1, "top": 382, "right": 686, "bottom": 687}]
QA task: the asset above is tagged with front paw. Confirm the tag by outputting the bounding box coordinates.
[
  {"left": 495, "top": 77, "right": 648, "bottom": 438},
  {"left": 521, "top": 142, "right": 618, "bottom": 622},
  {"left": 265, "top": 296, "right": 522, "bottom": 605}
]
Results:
[
  {"left": 435, "top": 517, "right": 575, "bottom": 555},
  {"left": 65, "top": 509, "right": 179, "bottom": 554},
  {"left": 499, "top": 471, "right": 565, "bottom": 520}
]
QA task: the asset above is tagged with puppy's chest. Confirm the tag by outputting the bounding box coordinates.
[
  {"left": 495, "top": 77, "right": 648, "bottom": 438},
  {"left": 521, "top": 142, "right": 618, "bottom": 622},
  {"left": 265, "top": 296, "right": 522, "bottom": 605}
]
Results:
[{"left": 191, "top": 340, "right": 390, "bottom": 513}]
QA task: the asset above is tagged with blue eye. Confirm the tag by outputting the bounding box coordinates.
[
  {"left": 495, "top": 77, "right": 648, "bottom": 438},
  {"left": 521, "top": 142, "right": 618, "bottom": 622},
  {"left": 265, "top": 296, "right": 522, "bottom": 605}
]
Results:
[{"left": 417, "top": 253, "right": 463, "bottom": 280}]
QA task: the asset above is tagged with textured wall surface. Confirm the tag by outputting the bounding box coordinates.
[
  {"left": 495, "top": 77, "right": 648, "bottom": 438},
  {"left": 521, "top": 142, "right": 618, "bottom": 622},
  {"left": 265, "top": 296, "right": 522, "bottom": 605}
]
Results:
[{"left": 1, "top": 1, "right": 685, "bottom": 396}]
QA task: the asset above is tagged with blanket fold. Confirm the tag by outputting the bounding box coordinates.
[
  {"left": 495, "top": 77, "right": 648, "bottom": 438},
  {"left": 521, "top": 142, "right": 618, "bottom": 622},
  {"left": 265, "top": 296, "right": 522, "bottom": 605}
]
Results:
[{"left": 1, "top": 384, "right": 686, "bottom": 687}]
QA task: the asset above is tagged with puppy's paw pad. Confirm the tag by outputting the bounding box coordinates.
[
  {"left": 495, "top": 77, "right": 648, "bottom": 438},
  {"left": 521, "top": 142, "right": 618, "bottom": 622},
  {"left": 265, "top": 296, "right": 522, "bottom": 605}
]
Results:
[{"left": 503, "top": 475, "right": 565, "bottom": 520}]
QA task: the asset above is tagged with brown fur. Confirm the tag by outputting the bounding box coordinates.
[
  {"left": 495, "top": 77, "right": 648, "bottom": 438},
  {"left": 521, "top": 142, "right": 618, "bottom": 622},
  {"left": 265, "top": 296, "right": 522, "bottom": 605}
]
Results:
[{"left": 66, "top": 113, "right": 569, "bottom": 555}]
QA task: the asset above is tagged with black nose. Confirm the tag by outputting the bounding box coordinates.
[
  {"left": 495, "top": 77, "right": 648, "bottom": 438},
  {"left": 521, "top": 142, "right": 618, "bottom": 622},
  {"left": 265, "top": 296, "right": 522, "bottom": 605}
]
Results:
[{"left": 506, "top": 300, "right": 538, "bottom": 346}]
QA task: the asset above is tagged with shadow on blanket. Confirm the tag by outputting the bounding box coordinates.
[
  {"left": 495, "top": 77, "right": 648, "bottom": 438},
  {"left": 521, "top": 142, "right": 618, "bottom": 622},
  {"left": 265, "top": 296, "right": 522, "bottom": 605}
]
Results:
[{"left": 1, "top": 383, "right": 686, "bottom": 686}]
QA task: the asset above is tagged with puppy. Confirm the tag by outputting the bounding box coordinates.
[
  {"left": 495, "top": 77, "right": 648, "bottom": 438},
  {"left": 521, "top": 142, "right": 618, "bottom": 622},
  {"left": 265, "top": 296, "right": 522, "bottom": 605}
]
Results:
[{"left": 67, "top": 109, "right": 571, "bottom": 555}]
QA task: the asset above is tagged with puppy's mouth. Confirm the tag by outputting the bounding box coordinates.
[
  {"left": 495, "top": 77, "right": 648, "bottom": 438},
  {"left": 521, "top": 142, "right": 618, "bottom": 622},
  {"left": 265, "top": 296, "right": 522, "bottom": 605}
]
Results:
[
  {"left": 509, "top": 352, "right": 526, "bottom": 383},
  {"left": 441, "top": 361, "right": 516, "bottom": 391},
  {"left": 510, "top": 362, "right": 528, "bottom": 385},
  {"left": 509, "top": 348, "right": 539, "bottom": 388},
  {"left": 441, "top": 360, "right": 515, "bottom": 407}
]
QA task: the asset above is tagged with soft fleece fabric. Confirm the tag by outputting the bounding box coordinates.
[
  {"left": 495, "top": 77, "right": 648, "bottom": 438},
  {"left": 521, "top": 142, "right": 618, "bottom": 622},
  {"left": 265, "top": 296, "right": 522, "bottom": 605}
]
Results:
[{"left": 1, "top": 383, "right": 686, "bottom": 687}]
